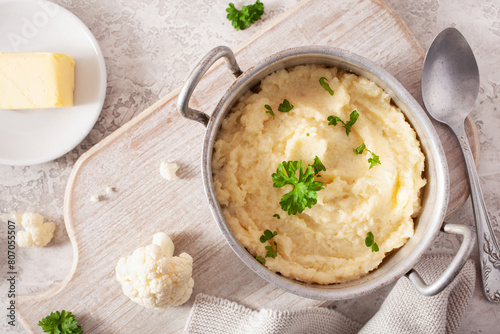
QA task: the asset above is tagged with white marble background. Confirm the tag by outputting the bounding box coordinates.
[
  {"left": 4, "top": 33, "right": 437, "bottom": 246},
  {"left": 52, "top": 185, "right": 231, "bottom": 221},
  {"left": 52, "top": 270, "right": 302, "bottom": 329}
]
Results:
[{"left": 1, "top": 0, "right": 499, "bottom": 333}]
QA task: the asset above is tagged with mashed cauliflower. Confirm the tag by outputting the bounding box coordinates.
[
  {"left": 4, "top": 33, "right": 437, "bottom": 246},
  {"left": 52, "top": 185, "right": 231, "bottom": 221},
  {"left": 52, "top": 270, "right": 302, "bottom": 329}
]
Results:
[{"left": 212, "top": 65, "right": 426, "bottom": 284}]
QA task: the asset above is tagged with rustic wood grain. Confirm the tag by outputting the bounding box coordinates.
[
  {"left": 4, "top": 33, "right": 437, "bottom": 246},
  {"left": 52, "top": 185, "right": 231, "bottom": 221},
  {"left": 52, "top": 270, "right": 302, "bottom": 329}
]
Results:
[{"left": 16, "top": 0, "right": 478, "bottom": 332}]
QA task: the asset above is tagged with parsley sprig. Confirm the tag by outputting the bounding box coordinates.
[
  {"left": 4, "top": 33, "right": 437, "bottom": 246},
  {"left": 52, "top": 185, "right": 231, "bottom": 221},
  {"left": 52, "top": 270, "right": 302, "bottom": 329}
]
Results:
[
  {"left": 365, "top": 232, "right": 379, "bottom": 252},
  {"left": 319, "top": 77, "right": 334, "bottom": 95},
  {"left": 272, "top": 157, "right": 324, "bottom": 215},
  {"left": 38, "top": 310, "right": 82, "bottom": 334},
  {"left": 353, "top": 143, "right": 381, "bottom": 168},
  {"left": 256, "top": 230, "right": 278, "bottom": 264},
  {"left": 226, "top": 0, "right": 264, "bottom": 31},
  {"left": 328, "top": 110, "right": 359, "bottom": 136}
]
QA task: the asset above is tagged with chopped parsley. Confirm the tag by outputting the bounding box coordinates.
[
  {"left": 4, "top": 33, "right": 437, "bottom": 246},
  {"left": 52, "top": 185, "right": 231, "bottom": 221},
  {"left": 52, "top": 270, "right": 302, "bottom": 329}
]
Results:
[
  {"left": 368, "top": 154, "right": 381, "bottom": 169},
  {"left": 278, "top": 99, "right": 294, "bottom": 112},
  {"left": 311, "top": 156, "right": 326, "bottom": 175},
  {"left": 256, "top": 229, "right": 279, "bottom": 264},
  {"left": 260, "top": 229, "right": 277, "bottom": 243},
  {"left": 328, "top": 110, "right": 359, "bottom": 136},
  {"left": 273, "top": 214, "right": 280, "bottom": 219},
  {"left": 226, "top": 0, "right": 264, "bottom": 31},
  {"left": 272, "top": 160, "right": 324, "bottom": 215},
  {"left": 265, "top": 243, "right": 278, "bottom": 258},
  {"left": 353, "top": 143, "right": 381, "bottom": 168},
  {"left": 264, "top": 99, "right": 293, "bottom": 117},
  {"left": 319, "top": 77, "right": 334, "bottom": 95},
  {"left": 365, "top": 232, "right": 379, "bottom": 252},
  {"left": 353, "top": 143, "right": 366, "bottom": 155},
  {"left": 256, "top": 256, "right": 266, "bottom": 264},
  {"left": 265, "top": 104, "right": 274, "bottom": 118}
]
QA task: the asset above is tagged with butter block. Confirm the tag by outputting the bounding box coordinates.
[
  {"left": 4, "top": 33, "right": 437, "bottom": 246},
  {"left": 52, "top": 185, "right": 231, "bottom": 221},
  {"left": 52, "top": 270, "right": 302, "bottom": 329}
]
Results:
[{"left": 0, "top": 52, "right": 75, "bottom": 109}]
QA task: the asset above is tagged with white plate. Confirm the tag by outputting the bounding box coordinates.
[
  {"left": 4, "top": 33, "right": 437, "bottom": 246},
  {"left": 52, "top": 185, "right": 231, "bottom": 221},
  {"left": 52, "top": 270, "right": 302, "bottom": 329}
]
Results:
[{"left": 0, "top": 0, "right": 106, "bottom": 166}]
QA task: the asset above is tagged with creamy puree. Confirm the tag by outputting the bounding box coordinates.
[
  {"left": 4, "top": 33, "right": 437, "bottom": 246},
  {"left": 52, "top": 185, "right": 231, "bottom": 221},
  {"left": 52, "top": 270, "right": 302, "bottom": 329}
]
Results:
[{"left": 212, "top": 65, "right": 426, "bottom": 284}]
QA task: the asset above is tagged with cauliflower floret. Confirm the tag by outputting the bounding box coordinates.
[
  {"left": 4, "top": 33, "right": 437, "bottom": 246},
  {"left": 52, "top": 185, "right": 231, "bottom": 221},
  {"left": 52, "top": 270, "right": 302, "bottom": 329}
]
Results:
[
  {"left": 2, "top": 212, "right": 56, "bottom": 248},
  {"left": 160, "top": 161, "right": 179, "bottom": 181},
  {"left": 115, "top": 232, "right": 194, "bottom": 308}
]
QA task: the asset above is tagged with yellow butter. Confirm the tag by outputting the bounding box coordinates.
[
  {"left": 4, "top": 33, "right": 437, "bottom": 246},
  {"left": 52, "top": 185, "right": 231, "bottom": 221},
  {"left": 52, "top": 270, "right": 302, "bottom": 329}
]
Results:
[{"left": 0, "top": 52, "right": 75, "bottom": 109}]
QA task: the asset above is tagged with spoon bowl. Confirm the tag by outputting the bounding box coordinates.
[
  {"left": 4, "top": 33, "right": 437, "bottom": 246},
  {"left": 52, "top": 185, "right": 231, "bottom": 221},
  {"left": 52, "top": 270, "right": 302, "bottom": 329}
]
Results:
[{"left": 422, "top": 28, "right": 480, "bottom": 126}]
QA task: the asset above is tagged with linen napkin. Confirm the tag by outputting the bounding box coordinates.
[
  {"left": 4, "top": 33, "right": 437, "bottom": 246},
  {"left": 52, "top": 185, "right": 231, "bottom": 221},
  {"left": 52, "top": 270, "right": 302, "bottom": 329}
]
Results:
[{"left": 183, "top": 255, "right": 475, "bottom": 334}]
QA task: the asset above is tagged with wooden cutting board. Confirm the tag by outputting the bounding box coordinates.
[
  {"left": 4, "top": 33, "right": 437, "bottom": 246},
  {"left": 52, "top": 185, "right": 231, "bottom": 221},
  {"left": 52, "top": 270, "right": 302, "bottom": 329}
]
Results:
[{"left": 17, "top": 0, "right": 479, "bottom": 332}]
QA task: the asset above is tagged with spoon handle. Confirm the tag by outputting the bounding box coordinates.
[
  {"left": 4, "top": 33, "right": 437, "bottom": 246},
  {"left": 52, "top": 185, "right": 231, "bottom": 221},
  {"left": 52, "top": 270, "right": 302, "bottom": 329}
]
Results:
[{"left": 455, "top": 124, "right": 500, "bottom": 302}]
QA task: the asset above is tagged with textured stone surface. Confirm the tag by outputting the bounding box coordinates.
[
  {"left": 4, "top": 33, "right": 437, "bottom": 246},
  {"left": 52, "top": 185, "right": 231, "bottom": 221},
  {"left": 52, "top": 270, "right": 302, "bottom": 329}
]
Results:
[{"left": 0, "top": 0, "right": 499, "bottom": 333}]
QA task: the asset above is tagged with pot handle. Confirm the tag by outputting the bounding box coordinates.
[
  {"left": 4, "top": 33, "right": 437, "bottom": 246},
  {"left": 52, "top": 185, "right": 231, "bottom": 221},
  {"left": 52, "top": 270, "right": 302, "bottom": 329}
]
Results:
[
  {"left": 406, "top": 223, "right": 475, "bottom": 296},
  {"left": 177, "top": 46, "right": 242, "bottom": 126}
]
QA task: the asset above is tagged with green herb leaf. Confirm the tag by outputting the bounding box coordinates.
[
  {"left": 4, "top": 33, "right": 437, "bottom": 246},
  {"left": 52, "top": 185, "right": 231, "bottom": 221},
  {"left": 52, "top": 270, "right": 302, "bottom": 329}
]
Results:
[
  {"left": 226, "top": 0, "right": 264, "bottom": 31},
  {"left": 38, "top": 310, "right": 83, "bottom": 334},
  {"left": 265, "top": 243, "right": 278, "bottom": 258},
  {"left": 273, "top": 214, "right": 280, "bottom": 219},
  {"left": 328, "top": 110, "right": 359, "bottom": 135},
  {"left": 365, "top": 232, "right": 374, "bottom": 247},
  {"left": 368, "top": 152, "right": 381, "bottom": 169},
  {"left": 258, "top": 230, "right": 279, "bottom": 261},
  {"left": 260, "top": 229, "right": 277, "bottom": 243},
  {"left": 306, "top": 133, "right": 310, "bottom": 137},
  {"left": 365, "top": 232, "right": 379, "bottom": 252},
  {"left": 353, "top": 143, "right": 366, "bottom": 155},
  {"left": 319, "top": 77, "right": 334, "bottom": 95},
  {"left": 327, "top": 115, "right": 342, "bottom": 126},
  {"left": 265, "top": 104, "right": 274, "bottom": 118},
  {"left": 272, "top": 160, "right": 299, "bottom": 188},
  {"left": 272, "top": 160, "right": 324, "bottom": 215},
  {"left": 344, "top": 110, "right": 359, "bottom": 135},
  {"left": 311, "top": 156, "right": 326, "bottom": 175},
  {"left": 353, "top": 143, "right": 381, "bottom": 168},
  {"left": 278, "top": 99, "right": 294, "bottom": 112}
]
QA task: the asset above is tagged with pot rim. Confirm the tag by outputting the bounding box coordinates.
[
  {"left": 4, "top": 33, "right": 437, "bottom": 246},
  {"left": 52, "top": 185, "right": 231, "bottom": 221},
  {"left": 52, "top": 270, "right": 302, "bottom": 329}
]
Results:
[{"left": 201, "top": 45, "right": 449, "bottom": 300}]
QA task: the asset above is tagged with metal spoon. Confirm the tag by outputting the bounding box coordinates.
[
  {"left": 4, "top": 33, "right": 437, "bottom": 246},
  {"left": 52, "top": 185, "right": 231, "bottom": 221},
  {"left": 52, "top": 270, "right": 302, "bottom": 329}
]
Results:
[{"left": 422, "top": 27, "right": 500, "bottom": 302}]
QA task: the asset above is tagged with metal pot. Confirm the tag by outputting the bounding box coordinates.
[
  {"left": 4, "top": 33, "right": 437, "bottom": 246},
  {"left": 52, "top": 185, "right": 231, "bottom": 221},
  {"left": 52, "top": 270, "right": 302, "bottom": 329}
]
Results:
[{"left": 177, "top": 46, "right": 475, "bottom": 300}]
